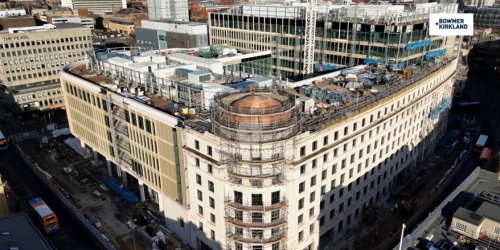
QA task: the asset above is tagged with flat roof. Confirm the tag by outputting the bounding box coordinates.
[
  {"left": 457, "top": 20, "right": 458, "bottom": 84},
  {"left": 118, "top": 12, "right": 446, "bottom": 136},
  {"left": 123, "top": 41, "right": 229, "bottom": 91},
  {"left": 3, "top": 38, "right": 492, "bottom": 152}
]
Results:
[
  {"left": 0, "top": 213, "right": 53, "bottom": 250},
  {"left": 395, "top": 168, "right": 500, "bottom": 250}
]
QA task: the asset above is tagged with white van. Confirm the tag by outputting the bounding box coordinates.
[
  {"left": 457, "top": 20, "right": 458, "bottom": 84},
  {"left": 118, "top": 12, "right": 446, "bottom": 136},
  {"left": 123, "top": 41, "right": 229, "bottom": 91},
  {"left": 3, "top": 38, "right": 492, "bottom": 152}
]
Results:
[{"left": 475, "top": 135, "right": 488, "bottom": 152}]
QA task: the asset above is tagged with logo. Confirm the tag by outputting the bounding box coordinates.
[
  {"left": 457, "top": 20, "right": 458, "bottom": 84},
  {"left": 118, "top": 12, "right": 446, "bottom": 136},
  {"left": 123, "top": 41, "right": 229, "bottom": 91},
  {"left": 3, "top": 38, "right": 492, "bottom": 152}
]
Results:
[
  {"left": 435, "top": 19, "right": 468, "bottom": 30},
  {"left": 429, "top": 13, "right": 473, "bottom": 36}
]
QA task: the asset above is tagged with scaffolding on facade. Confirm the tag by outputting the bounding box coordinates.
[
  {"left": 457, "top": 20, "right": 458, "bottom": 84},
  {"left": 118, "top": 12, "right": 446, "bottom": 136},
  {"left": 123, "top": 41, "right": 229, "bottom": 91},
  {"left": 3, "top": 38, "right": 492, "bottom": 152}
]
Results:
[
  {"left": 224, "top": 194, "right": 289, "bottom": 250},
  {"left": 211, "top": 87, "right": 299, "bottom": 250}
]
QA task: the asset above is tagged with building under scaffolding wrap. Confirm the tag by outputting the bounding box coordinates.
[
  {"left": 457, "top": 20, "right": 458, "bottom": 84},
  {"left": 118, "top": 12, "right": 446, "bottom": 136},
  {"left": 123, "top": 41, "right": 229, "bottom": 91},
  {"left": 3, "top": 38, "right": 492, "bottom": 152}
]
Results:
[{"left": 208, "top": 3, "right": 458, "bottom": 81}]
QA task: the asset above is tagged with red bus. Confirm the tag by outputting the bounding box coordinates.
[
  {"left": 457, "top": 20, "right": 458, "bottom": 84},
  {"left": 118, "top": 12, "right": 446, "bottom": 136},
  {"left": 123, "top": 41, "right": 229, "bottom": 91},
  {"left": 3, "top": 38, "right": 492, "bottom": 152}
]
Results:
[{"left": 452, "top": 102, "right": 481, "bottom": 114}]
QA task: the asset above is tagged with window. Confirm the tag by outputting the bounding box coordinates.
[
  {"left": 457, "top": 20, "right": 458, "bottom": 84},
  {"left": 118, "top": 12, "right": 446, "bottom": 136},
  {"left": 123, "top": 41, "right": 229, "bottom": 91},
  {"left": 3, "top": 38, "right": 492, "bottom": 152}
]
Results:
[
  {"left": 298, "top": 214, "right": 303, "bottom": 224},
  {"left": 199, "top": 222, "right": 203, "bottom": 231},
  {"left": 312, "top": 141, "right": 317, "bottom": 150},
  {"left": 300, "top": 165, "right": 306, "bottom": 174},
  {"left": 299, "top": 182, "right": 305, "bottom": 193},
  {"left": 145, "top": 119, "right": 152, "bottom": 133},
  {"left": 211, "top": 230, "right": 215, "bottom": 240},
  {"left": 298, "top": 231, "right": 304, "bottom": 242},
  {"left": 298, "top": 198, "right": 304, "bottom": 209},
  {"left": 455, "top": 222, "right": 466, "bottom": 232},
  {"left": 310, "top": 176, "right": 316, "bottom": 186},
  {"left": 198, "top": 205, "right": 204, "bottom": 215},
  {"left": 332, "top": 164, "right": 337, "bottom": 174},
  {"left": 309, "top": 207, "right": 315, "bottom": 217},
  {"left": 197, "top": 190, "right": 203, "bottom": 201},
  {"left": 310, "top": 222, "right": 316, "bottom": 233},
  {"left": 207, "top": 146, "right": 213, "bottom": 156},
  {"left": 331, "top": 179, "right": 336, "bottom": 190},
  {"left": 349, "top": 168, "right": 353, "bottom": 178},
  {"left": 195, "top": 158, "right": 200, "bottom": 167},
  {"left": 330, "top": 209, "right": 335, "bottom": 219},
  {"left": 321, "top": 185, "right": 326, "bottom": 195},
  {"left": 312, "top": 159, "right": 317, "bottom": 168},
  {"left": 324, "top": 136, "right": 328, "bottom": 145},
  {"left": 208, "top": 181, "right": 214, "bottom": 192},
  {"left": 195, "top": 140, "right": 199, "bottom": 150},
  {"left": 210, "top": 213, "right": 216, "bottom": 223},
  {"left": 196, "top": 174, "right": 201, "bottom": 184},
  {"left": 208, "top": 164, "right": 213, "bottom": 173},
  {"left": 209, "top": 197, "right": 215, "bottom": 208},
  {"left": 300, "top": 146, "right": 306, "bottom": 156},
  {"left": 320, "top": 216, "right": 325, "bottom": 226},
  {"left": 322, "top": 170, "right": 327, "bottom": 180},
  {"left": 131, "top": 113, "right": 137, "bottom": 126},
  {"left": 310, "top": 191, "right": 316, "bottom": 202}
]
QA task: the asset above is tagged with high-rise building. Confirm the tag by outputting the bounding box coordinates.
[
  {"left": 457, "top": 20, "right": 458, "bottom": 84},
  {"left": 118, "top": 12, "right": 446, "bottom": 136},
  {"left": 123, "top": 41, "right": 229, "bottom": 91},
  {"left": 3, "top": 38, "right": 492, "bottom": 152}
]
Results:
[
  {"left": 209, "top": 3, "right": 459, "bottom": 81},
  {"left": 147, "top": 0, "right": 189, "bottom": 21},
  {"left": 0, "top": 24, "right": 92, "bottom": 113},
  {"left": 60, "top": 39, "right": 458, "bottom": 250},
  {"left": 61, "top": 0, "right": 126, "bottom": 14}
]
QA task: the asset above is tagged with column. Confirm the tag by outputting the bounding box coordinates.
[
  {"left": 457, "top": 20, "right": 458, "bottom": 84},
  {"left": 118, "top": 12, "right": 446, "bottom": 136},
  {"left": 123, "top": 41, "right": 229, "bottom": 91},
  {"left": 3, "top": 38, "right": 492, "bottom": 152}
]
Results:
[
  {"left": 122, "top": 171, "right": 128, "bottom": 187},
  {"left": 138, "top": 180, "right": 146, "bottom": 202},
  {"left": 106, "top": 160, "right": 113, "bottom": 177},
  {"left": 80, "top": 141, "right": 87, "bottom": 158},
  {"left": 93, "top": 150, "right": 99, "bottom": 166}
]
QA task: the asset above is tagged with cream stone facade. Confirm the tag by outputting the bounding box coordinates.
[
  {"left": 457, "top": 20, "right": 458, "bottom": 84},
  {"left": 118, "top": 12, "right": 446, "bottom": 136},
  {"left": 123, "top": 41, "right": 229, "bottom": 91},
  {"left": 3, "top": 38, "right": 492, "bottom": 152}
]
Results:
[{"left": 59, "top": 49, "right": 458, "bottom": 250}]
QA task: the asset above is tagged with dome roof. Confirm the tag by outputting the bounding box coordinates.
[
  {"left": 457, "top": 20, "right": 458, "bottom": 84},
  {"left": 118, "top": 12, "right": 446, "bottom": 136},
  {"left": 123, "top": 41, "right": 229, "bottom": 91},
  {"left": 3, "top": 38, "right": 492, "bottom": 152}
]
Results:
[{"left": 231, "top": 95, "right": 283, "bottom": 110}]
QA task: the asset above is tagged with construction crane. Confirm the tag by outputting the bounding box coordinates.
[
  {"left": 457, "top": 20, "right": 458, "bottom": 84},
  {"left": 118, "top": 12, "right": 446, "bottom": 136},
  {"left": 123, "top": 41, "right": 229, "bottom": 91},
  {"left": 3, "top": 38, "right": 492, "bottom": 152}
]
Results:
[
  {"left": 349, "top": 0, "right": 359, "bottom": 67},
  {"left": 303, "top": 0, "right": 318, "bottom": 78},
  {"left": 320, "top": 0, "right": 329, "bottom": 71}
]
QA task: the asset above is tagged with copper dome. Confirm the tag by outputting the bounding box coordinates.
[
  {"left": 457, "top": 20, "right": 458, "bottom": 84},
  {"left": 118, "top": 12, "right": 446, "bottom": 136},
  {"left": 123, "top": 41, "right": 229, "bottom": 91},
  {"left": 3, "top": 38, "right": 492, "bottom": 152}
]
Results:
[{"left": 231, "top": 95, "right": 283, "bottom": 110}]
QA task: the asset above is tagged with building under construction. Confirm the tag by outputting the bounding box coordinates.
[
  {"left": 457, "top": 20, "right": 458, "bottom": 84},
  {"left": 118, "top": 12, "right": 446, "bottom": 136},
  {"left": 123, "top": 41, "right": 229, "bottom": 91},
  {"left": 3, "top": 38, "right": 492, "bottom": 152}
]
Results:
[
  {"left": 208, "top": 2, "right": 459, "bottom": 81},
  {"left": 61, "top": 35, "right": 459, "bottom": 250}
]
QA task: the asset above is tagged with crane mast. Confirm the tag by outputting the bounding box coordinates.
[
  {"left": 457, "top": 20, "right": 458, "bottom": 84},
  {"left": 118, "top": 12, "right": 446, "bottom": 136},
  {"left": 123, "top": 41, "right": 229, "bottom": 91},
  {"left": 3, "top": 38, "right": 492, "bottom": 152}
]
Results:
[
  {"left": 303, "top": 0, "right": 318, "bottom": 78},
  {"left": 349, "top": 2, "right": 359, "bottom": 67}
]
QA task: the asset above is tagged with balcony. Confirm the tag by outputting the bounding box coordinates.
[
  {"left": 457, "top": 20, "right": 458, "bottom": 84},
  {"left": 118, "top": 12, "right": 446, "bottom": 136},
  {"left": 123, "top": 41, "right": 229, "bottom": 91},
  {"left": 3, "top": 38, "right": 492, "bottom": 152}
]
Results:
[
  {"left": 227, "top": 232, "right": 286, "bottom": 244},
  {"left": 227, "top": 165, "right": 285, "bottom": 178},
  {"left": 227, "top": 217, "right": 287, "bottom": 228},
  {"left": 226, "top": 200, "right": 287, "bottom": 212}
]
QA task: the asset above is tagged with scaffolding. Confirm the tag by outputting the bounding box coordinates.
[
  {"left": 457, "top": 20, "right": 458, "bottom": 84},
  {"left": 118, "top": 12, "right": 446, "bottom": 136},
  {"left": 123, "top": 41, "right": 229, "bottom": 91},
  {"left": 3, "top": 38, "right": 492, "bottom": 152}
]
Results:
[
  {"left": 211, "top": 87, "right": 298, "bottom": 250},
  {"left": 224, "top": 195, "right": 289, "bottom": 249}
]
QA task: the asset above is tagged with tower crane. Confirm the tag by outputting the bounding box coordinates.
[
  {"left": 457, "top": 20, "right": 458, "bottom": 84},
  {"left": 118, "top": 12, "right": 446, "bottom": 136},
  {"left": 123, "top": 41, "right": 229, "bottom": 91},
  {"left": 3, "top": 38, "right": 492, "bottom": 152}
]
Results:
[
  {"left": 303, "top": 0, "right": 318, "bottom": 78},
  {"left": 320, "top": 0, "right": 329, "bottom": 71},
  {"left": 349, "top": 0, "right": 359, "bottom": 67}
]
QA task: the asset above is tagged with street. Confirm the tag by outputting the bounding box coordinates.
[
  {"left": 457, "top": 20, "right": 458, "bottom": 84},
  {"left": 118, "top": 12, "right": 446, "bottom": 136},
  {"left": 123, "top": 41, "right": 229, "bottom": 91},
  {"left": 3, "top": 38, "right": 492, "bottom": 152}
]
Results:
[
  {"left": 0, "top": 149, "right": 100, "bottom": 250},
  {"left": 352, "top": 62, "right": 499, "bottom": 250},
  {"left": 0, "top": 104, "right": 100, "bottom": 250}
]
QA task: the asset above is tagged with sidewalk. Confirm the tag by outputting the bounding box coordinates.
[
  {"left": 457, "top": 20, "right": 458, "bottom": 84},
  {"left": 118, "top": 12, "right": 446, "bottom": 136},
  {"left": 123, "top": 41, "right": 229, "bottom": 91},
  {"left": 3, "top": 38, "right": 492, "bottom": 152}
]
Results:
[{"left": 353, "top": 134, "right": 468, "bottom": 250}]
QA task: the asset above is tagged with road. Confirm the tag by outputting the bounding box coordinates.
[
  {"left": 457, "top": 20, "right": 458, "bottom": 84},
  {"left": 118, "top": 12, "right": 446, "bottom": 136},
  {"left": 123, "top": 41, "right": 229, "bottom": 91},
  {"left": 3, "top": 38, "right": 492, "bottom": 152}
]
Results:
[
  {"left": 0, "top": 149, "right": 100, "bottom": 250},
  {"left": 0, "top": 105, "right": 67, "bottom": 136},
  {"left": 413, "top": 63, "right": 500, "bottom": 232},
  {"left": 0, "top": 104, "right": 100, "bottom": 250}
]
